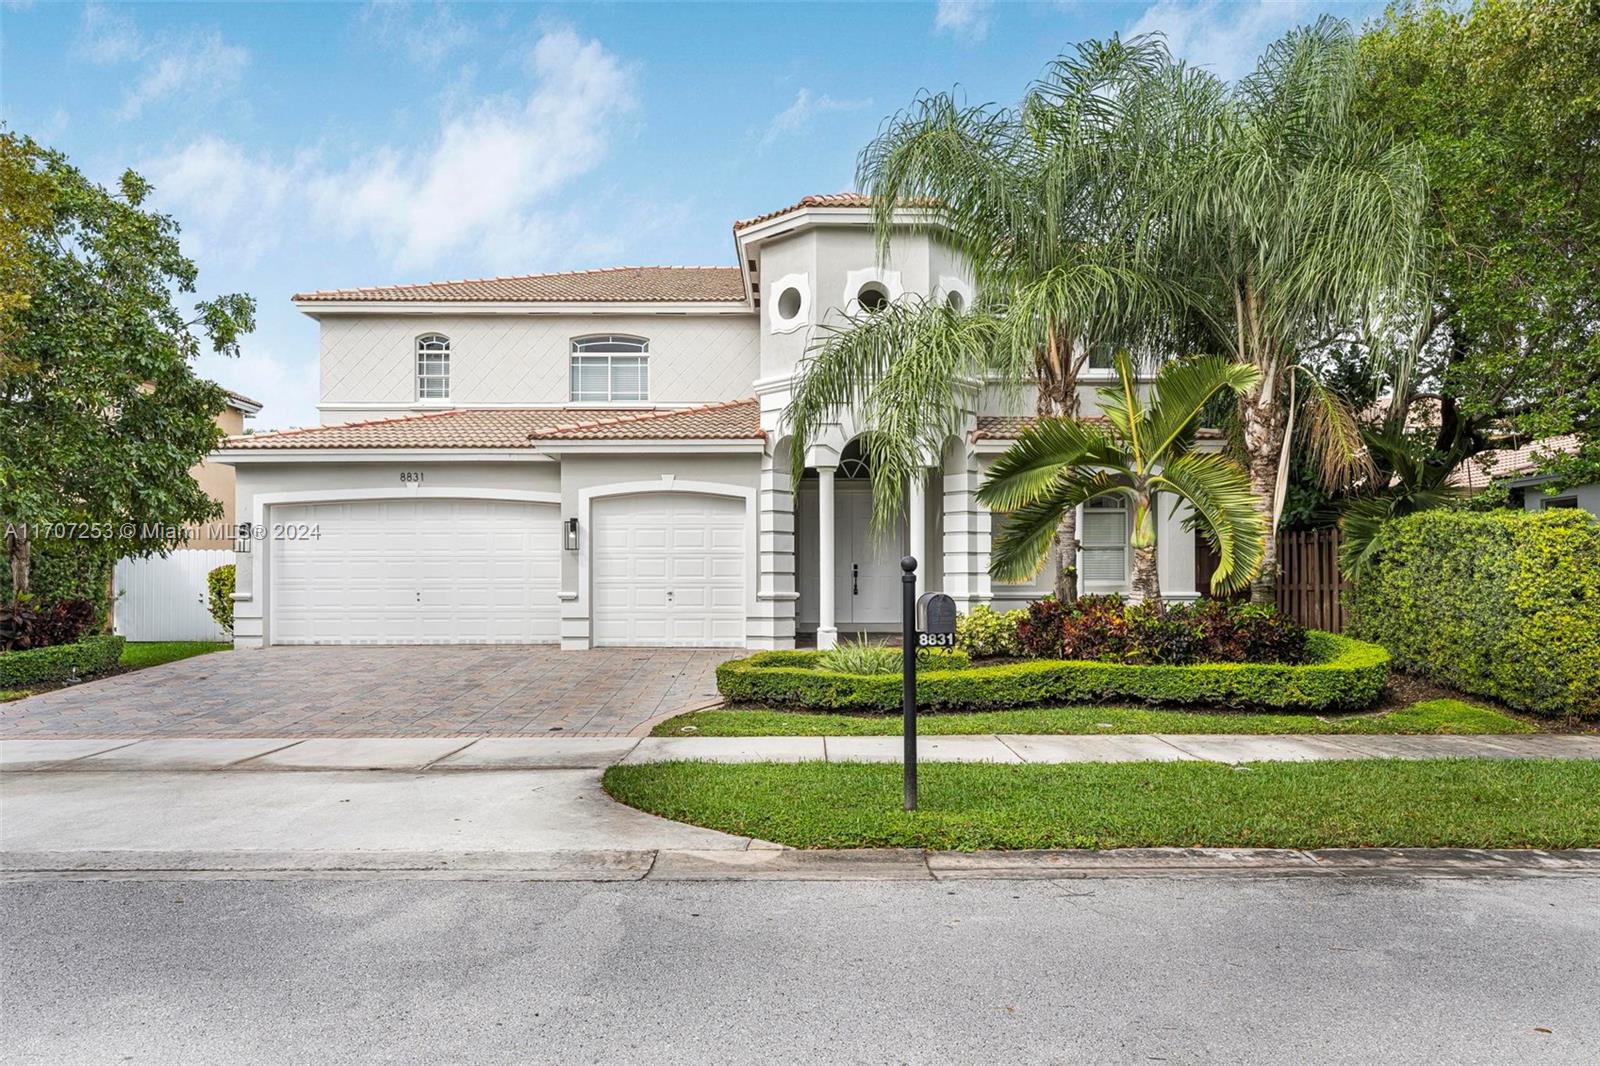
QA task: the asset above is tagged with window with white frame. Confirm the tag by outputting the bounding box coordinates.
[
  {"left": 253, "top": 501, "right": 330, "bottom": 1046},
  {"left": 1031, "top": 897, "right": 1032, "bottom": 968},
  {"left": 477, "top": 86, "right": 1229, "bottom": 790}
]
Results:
[
  {"left": 1081, "top": 496, "right": 1129, "bottom": 584},
  {"left": 1085, "top": 341, "right": 1116, "bottom": 373},
  {"left": 416, "top": 334, "right": 450, "bottom": 400},
  {"left": 570, "top": 335, "right": 649, "bottom": 402}
]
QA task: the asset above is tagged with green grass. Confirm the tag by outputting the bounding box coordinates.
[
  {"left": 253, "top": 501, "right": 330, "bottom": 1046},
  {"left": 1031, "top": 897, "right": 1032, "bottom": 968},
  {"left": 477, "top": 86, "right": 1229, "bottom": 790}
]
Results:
[
  {"left": 118, "top": 641, "right": 230, "bottom": 671},
  {"left": 0, "top": 689, "right": 31, "bottom": 702},
  {"left": 653, "top": 698, "right": 1533, "bottom": 737},
  {"left": 603, "top": 758, "right": 1600, "bottom": 850}
]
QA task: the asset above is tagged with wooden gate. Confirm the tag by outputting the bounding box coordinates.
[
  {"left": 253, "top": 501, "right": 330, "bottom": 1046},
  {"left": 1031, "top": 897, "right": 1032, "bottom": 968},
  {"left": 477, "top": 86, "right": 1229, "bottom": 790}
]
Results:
[{"left": 1195, "top": 528, "right": 1348, "bottom": 632}]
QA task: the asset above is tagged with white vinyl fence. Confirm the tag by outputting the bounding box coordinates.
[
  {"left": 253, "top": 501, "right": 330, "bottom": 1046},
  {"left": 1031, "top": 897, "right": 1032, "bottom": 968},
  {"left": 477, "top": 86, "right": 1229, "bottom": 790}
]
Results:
[{"left": 113, "top": 549, "right": 234, "bottom": 643}]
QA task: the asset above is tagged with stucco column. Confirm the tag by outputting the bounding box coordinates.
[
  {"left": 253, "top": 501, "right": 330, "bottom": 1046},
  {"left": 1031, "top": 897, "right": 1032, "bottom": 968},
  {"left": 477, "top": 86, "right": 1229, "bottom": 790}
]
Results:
[
  {"left": 908, "top": 468, "right": 928, "bottom": 575},
  {"left": 816, "top": 465, "right": 838, "bottom": 650}
]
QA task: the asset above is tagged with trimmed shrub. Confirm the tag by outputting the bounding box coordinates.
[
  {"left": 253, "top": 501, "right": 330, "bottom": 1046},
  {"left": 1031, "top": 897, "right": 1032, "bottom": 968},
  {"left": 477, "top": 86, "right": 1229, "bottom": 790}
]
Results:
[
  {"left": 1348, "top": 509, "right": 1600, "bottom": 718},
  {"left": 1016, "top": 594, "right": 1307, "bottom": 665},
  {"left": 0, "top": 634, "right": 126, "bottom": 689},
  {"left": 207, "top": 564, "right": 235, "bottom": 633},
  {"left": 955, "top": 605, "right": 1026, "bottom": 658},
  {"left": 716, "top": 631, "right": 1387, "bottom": 712}
]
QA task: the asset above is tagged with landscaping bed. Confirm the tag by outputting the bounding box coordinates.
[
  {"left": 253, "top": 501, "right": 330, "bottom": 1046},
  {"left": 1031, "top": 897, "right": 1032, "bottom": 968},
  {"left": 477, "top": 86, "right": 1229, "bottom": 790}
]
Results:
[
  {"left": 0, "top": 634, "right": 125, "bottom": 690},
  {"left": 603, "top": 758, "right": 1600, "bottom": 851},
  {"left": 654, "top": 698, "right": 1531, "bottom": 737},
  {"left": 0, "top": 639, "right": 228, "bottom": 702},
  {"left": 716, "top": 632, "right": 1390, "bottom": 713}
]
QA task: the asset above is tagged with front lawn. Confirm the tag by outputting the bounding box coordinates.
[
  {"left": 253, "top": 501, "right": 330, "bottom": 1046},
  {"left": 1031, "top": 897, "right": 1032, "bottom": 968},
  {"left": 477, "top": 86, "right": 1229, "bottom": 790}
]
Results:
[
  {"left": 654, "top": 698, "right": 1533, "bottom": 737},
  {"left": 118, "top": 641, "right": 230, "bottom": 670},
  {"left": 603, "top": 759, "right": 1600, "bottom": 850}
]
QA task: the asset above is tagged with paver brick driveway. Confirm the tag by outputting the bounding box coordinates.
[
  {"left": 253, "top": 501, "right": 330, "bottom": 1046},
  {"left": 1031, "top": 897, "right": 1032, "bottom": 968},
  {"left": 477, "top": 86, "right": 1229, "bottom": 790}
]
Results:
[{"left": 0, "top": 646, "right": 741, "bottom": 739}]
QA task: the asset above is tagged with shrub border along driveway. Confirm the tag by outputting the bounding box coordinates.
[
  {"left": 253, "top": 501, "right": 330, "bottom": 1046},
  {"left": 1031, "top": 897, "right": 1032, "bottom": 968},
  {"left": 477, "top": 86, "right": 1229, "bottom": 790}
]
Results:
[{"left": 717, "top": 632, "right": 1389, "bottom": 713}]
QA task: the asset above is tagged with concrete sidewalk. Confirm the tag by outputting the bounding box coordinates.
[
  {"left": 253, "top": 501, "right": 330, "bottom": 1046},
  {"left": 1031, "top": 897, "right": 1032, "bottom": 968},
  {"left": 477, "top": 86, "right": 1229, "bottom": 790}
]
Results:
[{"left": 4, "top": 732, "right": 1599, "bottom": 772}]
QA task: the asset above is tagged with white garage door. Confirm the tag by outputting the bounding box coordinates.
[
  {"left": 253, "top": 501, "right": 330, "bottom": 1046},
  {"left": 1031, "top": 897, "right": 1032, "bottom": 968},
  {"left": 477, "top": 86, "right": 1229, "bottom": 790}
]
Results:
[
  {"left": 591, "top": 493, "right": 746, "bottom": 647},
  {"left": 270, "top": 498, "right": 561, "bottom": 645}
]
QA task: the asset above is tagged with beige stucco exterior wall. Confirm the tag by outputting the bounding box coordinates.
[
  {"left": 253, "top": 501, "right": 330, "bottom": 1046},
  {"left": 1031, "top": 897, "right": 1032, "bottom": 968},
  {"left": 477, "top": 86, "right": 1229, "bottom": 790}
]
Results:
[{"left": 183, "top": 404, "right": 247, "bottom": 550}]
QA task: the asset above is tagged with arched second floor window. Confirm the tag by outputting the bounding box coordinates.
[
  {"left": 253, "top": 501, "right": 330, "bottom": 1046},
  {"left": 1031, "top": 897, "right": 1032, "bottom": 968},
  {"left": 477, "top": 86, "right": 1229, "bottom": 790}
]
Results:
[
  {"left": 416, "top": 333, "right": 450, "bottom": 400},
  {"left": 570, "top": 334, "right": 648, "bottom": 402}
]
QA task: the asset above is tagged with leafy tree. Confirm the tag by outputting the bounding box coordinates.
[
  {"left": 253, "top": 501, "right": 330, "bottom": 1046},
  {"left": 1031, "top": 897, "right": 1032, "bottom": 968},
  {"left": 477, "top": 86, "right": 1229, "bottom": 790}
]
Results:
[
  {"left": 1356, "top": 0, "right": 1600, "bottom": 485},
  {"left": 0, "top": 133, "right": 255, "bottom": 605},
  {"left": 786, "top": 38, "right": 1179, "bottom": 599},
  {"left": 977, "top": 355, "right": 1265, "bottom": 600}
]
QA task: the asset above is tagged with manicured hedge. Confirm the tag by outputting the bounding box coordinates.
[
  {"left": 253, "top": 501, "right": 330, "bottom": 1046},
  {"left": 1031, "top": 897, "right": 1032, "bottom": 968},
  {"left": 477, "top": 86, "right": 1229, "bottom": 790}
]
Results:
[
  {"left": 0, "top": 634, "right": 126, "bottom": 689},
  {"left": 1348, "top": 509, "right": 1600, "bottom": 719},
  {"left": 716, "top": 632, "right": 1388, "bottom": 712}
]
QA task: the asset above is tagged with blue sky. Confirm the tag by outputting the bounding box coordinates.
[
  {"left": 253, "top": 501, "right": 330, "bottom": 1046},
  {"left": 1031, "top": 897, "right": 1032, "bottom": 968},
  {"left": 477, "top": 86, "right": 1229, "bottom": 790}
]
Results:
[{"left": 3, "top": 0, "right": 1376, "bottom": 429}]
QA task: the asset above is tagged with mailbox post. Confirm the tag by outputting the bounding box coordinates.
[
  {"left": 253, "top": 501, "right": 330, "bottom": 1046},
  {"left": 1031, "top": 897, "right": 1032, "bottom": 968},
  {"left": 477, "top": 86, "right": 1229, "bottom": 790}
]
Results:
[{"left": 901, "top": 556, "right": 957, "bottom": 813}]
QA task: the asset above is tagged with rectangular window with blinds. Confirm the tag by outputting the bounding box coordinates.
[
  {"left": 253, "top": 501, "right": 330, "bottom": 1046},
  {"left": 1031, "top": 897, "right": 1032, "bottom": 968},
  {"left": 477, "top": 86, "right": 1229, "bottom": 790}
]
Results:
[{"left": 1080, "top": 497, "right": 1129, "bottom": 585}]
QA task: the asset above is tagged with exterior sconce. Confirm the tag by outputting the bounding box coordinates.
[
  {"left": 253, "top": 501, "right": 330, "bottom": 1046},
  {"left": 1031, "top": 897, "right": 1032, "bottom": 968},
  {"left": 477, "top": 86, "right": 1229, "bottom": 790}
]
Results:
[
  {"left": 234, "top": 522, "right": 252, "bottom": 554},
  {"left": 564, "top": 517, "right": 579, "bottom": 552}
]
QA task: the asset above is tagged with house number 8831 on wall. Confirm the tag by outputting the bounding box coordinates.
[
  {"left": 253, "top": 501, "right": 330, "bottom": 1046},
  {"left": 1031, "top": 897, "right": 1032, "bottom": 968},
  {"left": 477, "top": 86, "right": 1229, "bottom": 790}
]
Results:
[{"left": 399, "top": 471, "right": 424, "bottom": 485}]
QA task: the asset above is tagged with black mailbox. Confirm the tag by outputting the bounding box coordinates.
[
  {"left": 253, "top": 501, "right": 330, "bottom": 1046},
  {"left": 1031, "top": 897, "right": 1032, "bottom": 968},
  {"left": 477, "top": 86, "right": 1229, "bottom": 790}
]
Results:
[{"left": 915, "top": 592, "right": 957, "bottom": 648}]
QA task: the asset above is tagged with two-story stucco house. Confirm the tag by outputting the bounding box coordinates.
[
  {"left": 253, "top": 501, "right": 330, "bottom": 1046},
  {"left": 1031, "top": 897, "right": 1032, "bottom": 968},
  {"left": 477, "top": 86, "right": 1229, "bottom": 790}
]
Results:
[{"left": 215, "top": 194, "right": 1201, "bottom": 651}]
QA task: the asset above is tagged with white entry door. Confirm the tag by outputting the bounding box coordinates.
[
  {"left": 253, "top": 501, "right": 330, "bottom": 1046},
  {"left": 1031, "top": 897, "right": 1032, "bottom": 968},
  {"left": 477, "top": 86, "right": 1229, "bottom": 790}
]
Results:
[
  {"left": 591, "top": 493, "right": 747, "bottom": 647},
  {"left": 269, "top": 497, "right": 561, "bottom": 645},
  {"left": 835, "top": 486, "right": 905, "bottom": 626}
]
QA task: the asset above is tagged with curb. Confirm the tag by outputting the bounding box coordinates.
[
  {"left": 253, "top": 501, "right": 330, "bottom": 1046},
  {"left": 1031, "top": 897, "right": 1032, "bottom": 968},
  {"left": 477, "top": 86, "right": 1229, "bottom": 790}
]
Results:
[{"left": 7, "top": 847, "right": 1599, "bottom": 882}]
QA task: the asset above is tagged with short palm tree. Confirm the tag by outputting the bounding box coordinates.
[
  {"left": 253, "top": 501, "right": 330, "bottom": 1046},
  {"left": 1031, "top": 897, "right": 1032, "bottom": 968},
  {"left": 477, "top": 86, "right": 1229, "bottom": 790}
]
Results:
[{"left": 977, "top": 354, "right": 1266, "bottom": 599}]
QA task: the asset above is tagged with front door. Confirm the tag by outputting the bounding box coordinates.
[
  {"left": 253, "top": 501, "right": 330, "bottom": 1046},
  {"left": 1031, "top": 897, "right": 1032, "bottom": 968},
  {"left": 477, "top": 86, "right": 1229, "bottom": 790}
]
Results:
[{"left": 834, "top": 486, "right": 904, "bottom": 627}]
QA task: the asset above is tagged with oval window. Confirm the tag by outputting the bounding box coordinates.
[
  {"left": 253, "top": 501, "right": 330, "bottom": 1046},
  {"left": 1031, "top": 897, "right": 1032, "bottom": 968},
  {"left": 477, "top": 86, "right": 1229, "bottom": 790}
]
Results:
[
  {"left": 945, "top": 290, "right": 965, "bottom": 313},
  {"left": 857, "top": 282, "right": 889, "bottom": 313},
  {"left": 777, "top": 286, "right": 803, "bottom": 321}
]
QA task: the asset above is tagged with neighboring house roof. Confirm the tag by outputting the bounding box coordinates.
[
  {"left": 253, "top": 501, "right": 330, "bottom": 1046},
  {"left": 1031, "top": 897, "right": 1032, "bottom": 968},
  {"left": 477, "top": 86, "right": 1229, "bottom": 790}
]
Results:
[
  {"left": 224, "top": 389, "right": 262, "bottom": 414},
  {"left": 1446, "top": 434, "right": 1582, "bottom": 490},
  {"left": 292, "top": 266, "right": 747, "bottom": 304},
  {"left": 971, "top": 414, "right": 1224, "bottom": 441},
  {"left": 219, "top": 400, "right": 764, "bottom": 450}
]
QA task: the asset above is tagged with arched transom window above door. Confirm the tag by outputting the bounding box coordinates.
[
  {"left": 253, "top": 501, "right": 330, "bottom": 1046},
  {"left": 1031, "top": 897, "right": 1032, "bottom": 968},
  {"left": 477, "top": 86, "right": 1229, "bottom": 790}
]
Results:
[{"left": 570, "top": 335, "right": 649, "bottom": 402}]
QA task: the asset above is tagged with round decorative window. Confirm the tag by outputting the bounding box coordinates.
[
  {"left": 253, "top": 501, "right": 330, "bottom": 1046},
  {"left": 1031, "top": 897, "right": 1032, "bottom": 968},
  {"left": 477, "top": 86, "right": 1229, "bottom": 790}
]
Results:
[
  {"left": 857, "top": 282, "right": 889, "bottom": 313},
  {"left": 777, "top": 286, "right": 803, "bottom": 321},
  {"left": 944, "top": 290, "right": 966, "bottom": 313}
]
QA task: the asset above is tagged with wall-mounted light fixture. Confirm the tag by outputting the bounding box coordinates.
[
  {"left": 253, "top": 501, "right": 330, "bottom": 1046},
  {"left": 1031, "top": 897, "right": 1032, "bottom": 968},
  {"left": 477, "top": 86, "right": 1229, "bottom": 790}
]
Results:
[
  {"left": 564, "top": 517, "right": 579, "bottom": 552},
  {"left": 234, "top": 522, "right": 252, "bottom": 554}
]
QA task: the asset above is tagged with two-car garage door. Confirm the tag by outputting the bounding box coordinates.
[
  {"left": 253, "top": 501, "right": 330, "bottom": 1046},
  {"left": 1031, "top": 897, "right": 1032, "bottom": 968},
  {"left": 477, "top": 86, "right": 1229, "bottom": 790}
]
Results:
[
  {"left": 270, "top": 498, "right": 561, "bottom": 645},
  {"left": 267, "top": 493, "right": 747, "bottom": 647}
]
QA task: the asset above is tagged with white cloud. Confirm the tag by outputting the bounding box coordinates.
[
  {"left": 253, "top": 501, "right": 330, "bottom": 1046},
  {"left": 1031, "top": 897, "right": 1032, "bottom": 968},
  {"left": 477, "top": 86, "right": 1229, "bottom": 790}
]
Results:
[
  {"left": 76, "top": 4, "right": 251, "bottom": 118},
  {"left": 77, "top": 2, "right": 140, "bottom": 63},
  {"left": 145, "top": 28, "right": 637, "bottom": 273},
  {"left": 361, "top": 1, "right": 477, "bottom": 67},
  {"left": 117, "top": 30, "right": 251, "bottom": 120},
  {"left": 934, "top": 0, "right": 994, "bottom": 42},
  {"left": 1127, "top": 0, "right": 1315, "bottom": 82},
  {"left": 759, "top": 88, "right": 873, "bottom": 148},
  {"left": 142, "top": 137, "right": 302, "bottom": 266},
  {"left": 308, "top": 28, "right": 634, "bottom": 268}
]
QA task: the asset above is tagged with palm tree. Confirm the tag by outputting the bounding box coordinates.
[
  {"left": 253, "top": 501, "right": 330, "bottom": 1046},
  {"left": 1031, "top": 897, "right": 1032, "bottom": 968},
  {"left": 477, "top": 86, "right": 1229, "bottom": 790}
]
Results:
[
  {"left": 977, "top": 354, "right": 1266, "bottom": 599},
  {"left": 785, "top": 37, "right": 1180, "bottom": 600},
  {"left": 1126, "top": 16, "right": 1427, "bottom": 601}
]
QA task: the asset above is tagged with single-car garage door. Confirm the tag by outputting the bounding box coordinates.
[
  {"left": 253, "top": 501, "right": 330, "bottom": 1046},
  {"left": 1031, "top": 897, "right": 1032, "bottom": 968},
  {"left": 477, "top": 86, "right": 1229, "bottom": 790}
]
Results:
[
  {"left": 270, "top": 497, "right": 561, "bottom": 645},
  {"left": 591, "top": 493, "right": 746, "bottom": 647}
]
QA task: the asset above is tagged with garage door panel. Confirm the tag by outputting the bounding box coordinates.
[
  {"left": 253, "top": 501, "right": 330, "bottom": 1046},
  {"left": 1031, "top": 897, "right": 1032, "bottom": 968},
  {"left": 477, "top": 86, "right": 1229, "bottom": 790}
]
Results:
[
  {"left": 591, "top": 492, "right": 746, "bottom": 648},
  {"left": 270, "top": 497, "right": 560, "bottom": 645}
]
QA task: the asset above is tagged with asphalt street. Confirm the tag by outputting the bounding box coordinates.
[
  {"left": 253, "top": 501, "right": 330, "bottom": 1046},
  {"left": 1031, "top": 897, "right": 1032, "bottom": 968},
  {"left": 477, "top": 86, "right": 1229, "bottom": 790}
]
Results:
[{"left": 3, "top": 874, "right": 1597, "bottom": 1065}]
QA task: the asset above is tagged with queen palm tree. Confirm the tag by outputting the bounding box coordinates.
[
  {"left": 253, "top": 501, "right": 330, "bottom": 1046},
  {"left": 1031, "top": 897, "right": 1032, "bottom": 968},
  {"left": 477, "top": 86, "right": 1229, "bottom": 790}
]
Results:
[
  {"left": 1127, "top": 16, "right": 1427, "bottom": 601},
  {"left": 786, "top": 37, "right": 1182, "bottom": 600},
  {"left": 977, "top": 354, "right": 1266, "bottom": 599}
]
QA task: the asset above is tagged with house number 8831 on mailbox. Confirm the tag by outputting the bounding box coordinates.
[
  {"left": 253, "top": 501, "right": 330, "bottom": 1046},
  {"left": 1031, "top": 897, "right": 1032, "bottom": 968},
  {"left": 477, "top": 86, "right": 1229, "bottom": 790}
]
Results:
[{"left": 915, "top": 592, "right": 957, "bottom": 649}]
